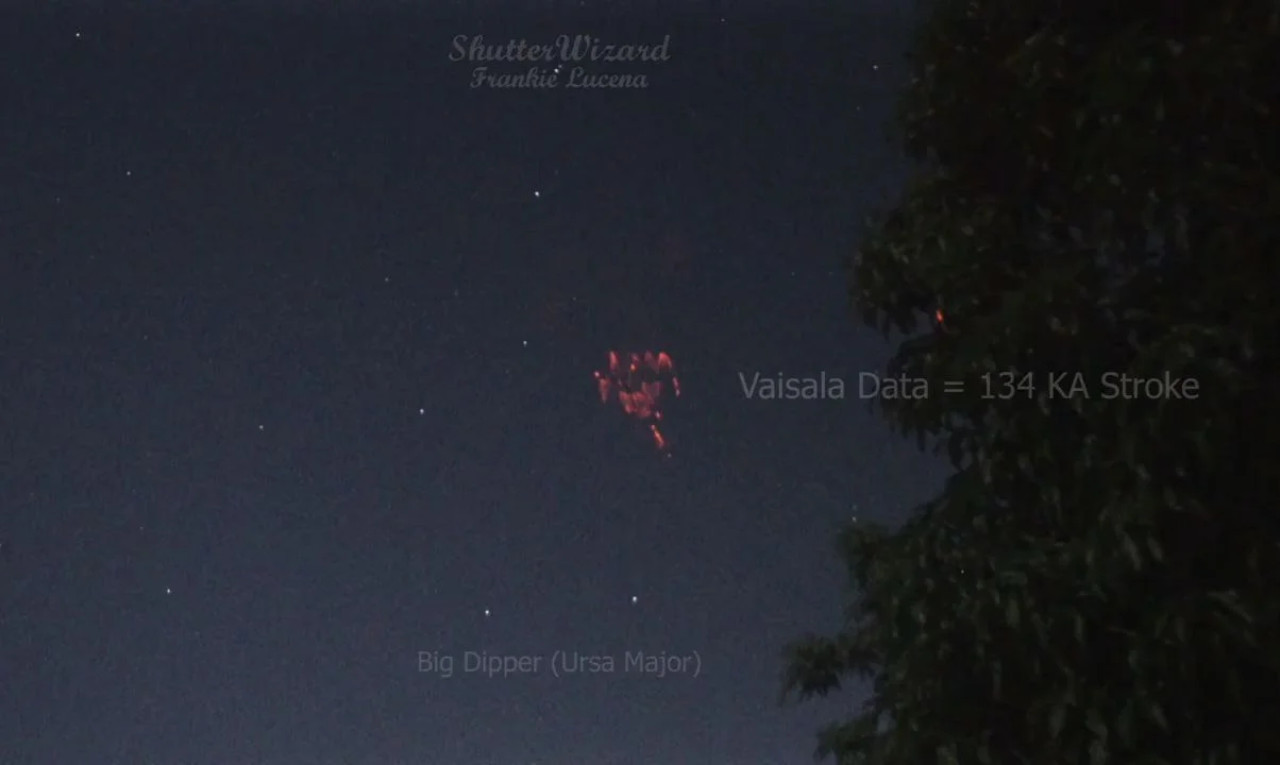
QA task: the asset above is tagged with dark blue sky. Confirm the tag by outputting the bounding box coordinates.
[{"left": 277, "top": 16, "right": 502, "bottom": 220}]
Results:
[{"left": 1, "top": 3, "right": 945, "bottom": 763}]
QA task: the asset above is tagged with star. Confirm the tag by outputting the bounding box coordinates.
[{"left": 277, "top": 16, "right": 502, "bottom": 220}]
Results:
[
  {"left": 533, "top": 190, "right": 540, "bottom": 198},
  {"left": 165, "top": 587, "right": 172, "bottom": 594},
  {"left": 522, "top": 340, "right": 528, "bottom": 347},
  {"left": 630, "top": 595, "right": 638, "bottom": 604},
  {"left": 483, "top": 608, "right": 491, "bottom": 617}
]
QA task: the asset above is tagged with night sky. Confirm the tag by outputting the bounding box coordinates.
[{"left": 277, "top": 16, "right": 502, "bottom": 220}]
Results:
[{"left": 1, "top": 2, "right": 947, "bottom": 762}]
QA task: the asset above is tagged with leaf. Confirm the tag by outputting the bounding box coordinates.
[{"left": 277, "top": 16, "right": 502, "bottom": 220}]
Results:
[
  {"left": 1005, "top": 598, "right": 1021, "bottom": 628},
  {"left": 1086, "top": 708, "right": 1108, "bottom": 742},
  {"left": 1207, "top": 590, "right": 1254, "bottom": 626},
  {"left": 1148, "top": 701, "right": 1169, "bottom": 731},
  {"left": 1050, "top": 704, "right": 1067, "bottom": 739},
  {"left": 1122, "top": 533, "right": 1142, "bottom": 571}
]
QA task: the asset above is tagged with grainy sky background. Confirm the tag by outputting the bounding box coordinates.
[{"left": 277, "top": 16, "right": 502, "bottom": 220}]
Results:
[{"left": 0, "top": 1, "right": 946, "bottom": 763}]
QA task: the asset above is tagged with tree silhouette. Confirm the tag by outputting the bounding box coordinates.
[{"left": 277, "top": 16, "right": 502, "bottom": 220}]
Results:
[{"left": 782, "top": 1, "right": 1280, "bottom": 762}]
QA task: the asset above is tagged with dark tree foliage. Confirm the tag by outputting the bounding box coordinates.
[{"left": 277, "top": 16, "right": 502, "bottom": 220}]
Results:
[{"left": 782, "top": 1, "right": 1280, "bottom": 763}]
